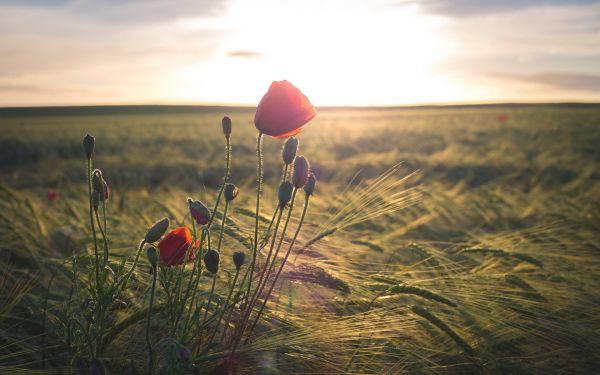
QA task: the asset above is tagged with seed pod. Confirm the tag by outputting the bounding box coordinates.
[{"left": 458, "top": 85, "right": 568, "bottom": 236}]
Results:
[
  {"left": 304, "top": 173, "right": 316, "bottom": 196},
  {"left": 145, "top": 218, "right": 170, "bottom": 243},
  {"left": 203, "top": 249, "right": 220, "bottom": 274},
  {"left": 83, "top": 134, "right": 95, "bottom": 159},
  {"left": 233, "top": 251, "right": 246, "bottom": 271},
  {"left": 224, "top": 183, "right": 239, "bottom": 201},
  {"left": 222, "top": 116, "right": 232, "bottom": 139},
  {"left": 188, "top": 198, "right": 210, "bottom": 226},
  {"left": 292, "top": 156, "right": 310, "bottom": 188},
  {"left": 89, "top": 358, "right": 106, "bottom": 375},
  {"left": 147, "top": 245, "right": 159, "bottom": 268},
  {"left": 282, "top": 137, "right": 298, "bottom": 165},
  {"left": 278, "top": 181, "right": 294, "bottom": 208}
]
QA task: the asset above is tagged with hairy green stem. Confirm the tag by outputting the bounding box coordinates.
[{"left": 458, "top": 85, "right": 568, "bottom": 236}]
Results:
[
  {"left": 246, "top": 132, "right": 263, "bottom": 305},
  {"left": 245, "top": 194, "right": 309, "bottom": 340},
  {"left": 207, "top": 269, "right": 240, "bottom": 346},
  {"left": 87, "top": 158, "right": 100, "bottom": 290},
  {"left": 146, "top": 265, "right": 158, "bottom": 375},
  {"left": 208, "top": 136, "right": 231, "bottom": 227}
]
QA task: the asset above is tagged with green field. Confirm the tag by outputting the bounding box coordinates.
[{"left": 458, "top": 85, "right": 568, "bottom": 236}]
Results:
[{"left": 1, "top": 104, "right": 599, "bottom": 373}]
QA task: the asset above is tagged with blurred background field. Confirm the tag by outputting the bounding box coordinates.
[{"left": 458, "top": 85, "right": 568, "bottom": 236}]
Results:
[{"left": 1, "top": 104, "right": 599, "bottom": 373}]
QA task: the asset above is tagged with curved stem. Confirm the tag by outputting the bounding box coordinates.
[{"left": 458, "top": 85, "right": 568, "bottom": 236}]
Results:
[
  {"left": 101, "top": 198, "right": 108, "bottom": 265},
  {"left": 246, "top": 133, "right": 263, "bottom": 304},
  {"left": 217, "top": 200, "right": 229, "bottom": 253},
  {"left": 87, "top": 158, "right": 100, "bottom": 289},
  {"left": 208, "top": 269, "right": 240, "bottom": 346},
  {"left": 230, "top": 205, "right": 283, "bottom": 356},
  {"left": 252, "top": 189, "right": 297, "bottom": 310},
  {"left": 94, "top": 210, "right": 109, "bottom": 273},
  {"left": 219, "top": 271, "right": 244, "bottom": 346},
  {"left": 146, "top": 265, "right": 158, "bottom": 375},
  {"left": 208, "top": 136, "right": 231, "bottom": 228},
  {"left": 118, "top": 240, "right": 146, "bottom": 292},
  {"left": 246, "top": 195, "right": 310, "bottom": 340},
  {"left": 201, "top": 275, "right": 218, "bottom": 329}
]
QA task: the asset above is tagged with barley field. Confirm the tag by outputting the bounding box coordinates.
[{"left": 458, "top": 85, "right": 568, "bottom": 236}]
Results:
[{"left": 0, "top": 104, "right": 599, "bottom": 374}]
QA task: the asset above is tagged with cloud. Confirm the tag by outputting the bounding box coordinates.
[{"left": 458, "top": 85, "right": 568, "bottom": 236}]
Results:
[
  {"left": 227, "top": 50, "right": 262, "bottom": 58},
  {"left": 489, "top": 72, "right": 600, "bottom": 92},
  {"left": 1, "top": 0, "right": 227, "bottom": 23},
  {"left": 406, "top": 0, "right": 600, "bottom": 17}
]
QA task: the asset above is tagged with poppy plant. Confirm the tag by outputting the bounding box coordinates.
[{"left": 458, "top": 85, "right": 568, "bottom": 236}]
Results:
[
  {"left": 254, "top": 80, "right": 316, "bottom": 138},
  {"left": 157, "top": 227, "right": 196, "bottom": 266}
]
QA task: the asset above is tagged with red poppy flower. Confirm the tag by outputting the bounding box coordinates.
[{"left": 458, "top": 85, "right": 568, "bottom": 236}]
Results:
[
  {"left": 47, "top": 191, "right": 60, "bottom": 202},
  {"left": 158, "top": 227, "right": 196, "bottom": 266},
  {"left": 254, "top": 80, "right": 316, "bottom": 138}
]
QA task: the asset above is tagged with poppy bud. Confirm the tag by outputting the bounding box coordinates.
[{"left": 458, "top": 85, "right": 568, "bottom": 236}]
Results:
[
  {"left": 147, "top": 245, "right": 159, "bottom": 268},
  {"left": 292, "top": 156, "right": 310, "bottom": 188},
  {"left": 89, "top": 359, "right": 105, "bottom": 375},
  {"left": 102, "top": 180, "right": 109, "bottom": 201},
  {"left": 175, "top": 344, "right": 191, "bottom": 363},
  {"left": 92, "top": 169, "right": 104, "bottom": 193},
  {"left": 188, "top": 198, "right": 210, "bottom": 226},
  {"left": 233, "top": 251, "right": 245, "bottom": 271},
  {"left": 282, "top": 137, "right": 298, "bottom": 165},
  {"left": 224, "top": 183, "right": 239, "bottom": 201},
  {"left": 304, "top": 173, "right": 316, "bottom": 196},
  {"left": 83, "top": 134, "right": 95, "bottom": 159},
  {"left": 278, "top": 181, "right": 294, "bottom": 208},
  {"left": 222, "top": 116, "right": 232, "bottom": 139},
  {"left": 203, "top": 249, "right": 220, "bottom": 274},
  {"left": 145, "top": 218, "right": 170, "bottom": 243}
]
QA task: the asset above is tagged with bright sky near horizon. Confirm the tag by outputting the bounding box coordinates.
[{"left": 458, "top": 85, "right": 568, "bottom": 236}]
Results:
[{"left": 1, "top": 0, "right": 599, "bottom": 106}]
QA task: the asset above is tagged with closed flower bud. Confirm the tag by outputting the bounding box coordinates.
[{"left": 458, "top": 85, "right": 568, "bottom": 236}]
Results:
[
  {"left": 203, "top": 249, "right": 220, "bottom": 274},
  {"left": 83, "top": 134, "right": 95, "bottom": 159},
  {"left": 304, "top": 173, "right": 316, "bottom": 196},
  {"left": 147, "top": 246, "right": 159, "bottom": 268},
  {"left": 102, "top": 180, "right": 109, "bottom": 201},
  {"left": 92, "top": 170, "right": 104, "bottom": 193},
  {"left": 278, "top": 181, "right": 294, "bottom": 208},
  {"left": 222, "top": 116, "right": 232, "bottom": 139},
  {"left": 145, "top": 217, "right": 170, "bottom": 243},
  {"left": 282, "top": 137, "right": 298, "bottom": 165},
  {"left": 224, "top": 183, "right": 239, "bottom": 201},
  {"left": 188, "top": 198, "right": 210, "bottom": 226},
  {"left": 233, "top": 251, "right": 246, "bottom": 271},
  {"left": 292, "top": 156, "right": 310, "bottom": 188}
]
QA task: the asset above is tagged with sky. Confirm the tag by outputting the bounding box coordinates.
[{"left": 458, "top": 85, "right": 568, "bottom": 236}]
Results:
[{"left": 0, "top": 0, "right": 599, "bottom": 107}]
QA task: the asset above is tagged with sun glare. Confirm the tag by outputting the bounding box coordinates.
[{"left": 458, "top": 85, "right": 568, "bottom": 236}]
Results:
[{"left": 171, "top": 0, "right": 457, "bottom": 106}]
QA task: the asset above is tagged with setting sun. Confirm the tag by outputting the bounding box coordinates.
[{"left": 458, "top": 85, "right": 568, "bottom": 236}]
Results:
[{"left": 172, "top": 0, "right": 454, "bottom": 105}]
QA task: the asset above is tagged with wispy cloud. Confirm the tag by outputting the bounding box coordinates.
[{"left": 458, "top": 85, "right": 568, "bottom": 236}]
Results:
[
  {"left": 406, "top": 0, "right": 600, "bottom": 17},
  {"left": 227, "top": 50, "right": 262, "bottom": 58},
  {"left": 489, "top": 72, "right": 600, "bottom": 92}
]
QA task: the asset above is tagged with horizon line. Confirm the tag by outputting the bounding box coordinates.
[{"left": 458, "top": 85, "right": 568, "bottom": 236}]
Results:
[{"left": 2, "top": 100, "right": 600, "bottom": 112}]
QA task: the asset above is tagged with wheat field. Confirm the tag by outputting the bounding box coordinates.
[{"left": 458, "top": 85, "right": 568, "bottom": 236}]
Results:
[{"left": 0, "top": 104, "right": 599, "bottom": 374}]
